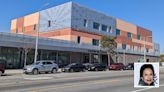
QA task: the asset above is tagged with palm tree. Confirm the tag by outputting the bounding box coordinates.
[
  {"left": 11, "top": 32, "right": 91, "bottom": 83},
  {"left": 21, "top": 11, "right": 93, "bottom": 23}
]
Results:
[{"left": 100, "top": 35, "right": 117, "bottom": 66}]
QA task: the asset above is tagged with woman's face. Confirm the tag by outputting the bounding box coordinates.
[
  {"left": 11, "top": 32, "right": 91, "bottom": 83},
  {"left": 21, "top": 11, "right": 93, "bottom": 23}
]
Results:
[{"left": 141, "top": 68, "right": 154, "bottom": 85}]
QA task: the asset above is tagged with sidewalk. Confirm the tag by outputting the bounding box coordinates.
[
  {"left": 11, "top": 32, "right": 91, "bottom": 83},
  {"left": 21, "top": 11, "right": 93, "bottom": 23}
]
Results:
[
  {"left": 5, "top": 69, "right": 23, "bottom": 75},
  {"left": 4, "top": 67, "right": 164, "bottom": 75},
  {"left": 5, "top": 68, "right": 63, "bottom": 75}
]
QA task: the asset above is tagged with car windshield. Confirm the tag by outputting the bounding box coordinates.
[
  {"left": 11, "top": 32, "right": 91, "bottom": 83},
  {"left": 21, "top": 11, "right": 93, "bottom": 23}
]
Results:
[
  {"left": 66, "top": 63, "right": 76, "bottom": 67},
  {"left": 0, "top": 60, "right": 6, "bottom": 64}
]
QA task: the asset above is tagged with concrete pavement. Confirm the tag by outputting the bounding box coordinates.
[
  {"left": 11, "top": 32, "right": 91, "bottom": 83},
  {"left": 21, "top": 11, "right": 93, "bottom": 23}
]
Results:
[
  {"left": 4, "top": 66, "right": 164, "bottom": 75},
  {"left": 1, "top": 70, "right": 164, "bottom": 92}
]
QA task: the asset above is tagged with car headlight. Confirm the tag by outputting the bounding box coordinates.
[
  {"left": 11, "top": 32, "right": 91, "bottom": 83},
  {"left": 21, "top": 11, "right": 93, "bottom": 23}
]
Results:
[
  {"left": 91, "top": 66, "right": 95, "bottom": 69},
  {"left": 27, "top": 68, "right": 32, "bottom": 71}
]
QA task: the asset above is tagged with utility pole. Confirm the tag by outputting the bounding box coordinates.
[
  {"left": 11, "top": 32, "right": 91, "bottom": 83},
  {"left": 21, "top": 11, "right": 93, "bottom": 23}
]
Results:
[{"left": 34, "top": 3, "right": 50, "bottom": 63}]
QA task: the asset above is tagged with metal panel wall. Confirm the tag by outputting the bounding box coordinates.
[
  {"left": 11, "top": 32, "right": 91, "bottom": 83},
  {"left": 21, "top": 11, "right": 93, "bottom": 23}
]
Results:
[
  {"left": 71, "top": 2, "right": 116, "bottom": 36},
  {"left": 39, "top": 2, "right": 72, "bottom": 32}
]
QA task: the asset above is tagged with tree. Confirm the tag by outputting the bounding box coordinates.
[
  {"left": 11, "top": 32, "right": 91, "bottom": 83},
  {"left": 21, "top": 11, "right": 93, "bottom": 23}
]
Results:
[
  {"left": 23, "top": 47, "right": 31, "bottom": 67},
  {"left": 100, "top": 35, "right": 117, "bottom": 66}
]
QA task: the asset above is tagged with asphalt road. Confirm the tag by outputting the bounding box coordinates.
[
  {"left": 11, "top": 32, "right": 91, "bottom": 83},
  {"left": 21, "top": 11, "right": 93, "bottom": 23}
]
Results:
[{"left": 1, "top": 70, "right": 164, "bottom": 92}]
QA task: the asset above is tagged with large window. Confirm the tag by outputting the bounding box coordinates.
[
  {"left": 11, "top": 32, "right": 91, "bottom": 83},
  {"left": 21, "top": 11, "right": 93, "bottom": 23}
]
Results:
[
  {"left": 77, "top": 36, "right": 81, "bottom": 44},
  {"left": 101, "top": 24, "right": 107, "bottom": 32},
  {"left": 92, "top": 39, "right": 99, "bottom": 46},
  {"left": 58, "top": 52, "right": 70, "bottom": 65},
  {"left": 122, "top": 44, "right": 126, "bottom": 50},
  {"left": 93, "top": 22, "right": 100, "bottom": 30},
  {"left": 41, "top": 50, "right": 56, "bottom": 61},
  {"left": 137, "top": 35, "right": 141, "bottom": 40},
  {"left": 116, "top": 29, "right": 121, "bottom": 35},
  {"left": 127, "top": 32, "right": 132, "bottom": 38},
  {"left": 0, "top": 47, "right": 20, "bottom": 69},
  {"left": 48, "top": 20, "right": 51, "bottom": 27}
]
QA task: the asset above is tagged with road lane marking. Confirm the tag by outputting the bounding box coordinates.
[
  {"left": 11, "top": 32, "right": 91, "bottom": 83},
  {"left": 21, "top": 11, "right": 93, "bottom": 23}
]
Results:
[
  {"left": 24, "top": 77, "right": 53, "bottom": 80},
  {"left": 131, "top": 84, "right": 164, "bottom": 92}
]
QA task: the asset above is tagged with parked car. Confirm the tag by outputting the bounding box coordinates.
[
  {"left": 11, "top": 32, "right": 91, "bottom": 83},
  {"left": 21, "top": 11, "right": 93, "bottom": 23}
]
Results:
[
  {"left": 125, "top": 63, "right": 134, "bottom": 70},
  {"left": 0, "top": 59, "right": 6, "bottom": 76},
  {"left": 58, "top": 63, "right": 68, "bottom": 68},
  {"left": 23, "top": 60, "right": 59, "bottom": 74},
  {"left": 63, "top": 63, "right": 86, "bottom": 72},
  {"left": 83, "top": 63, "right": 93, "bottom": 70},
  {"left": 109, "top": 63, "right": 125, "bottom": 70},
  {"left": 88, "top": 63, "right": 107, "bottom": 71}
]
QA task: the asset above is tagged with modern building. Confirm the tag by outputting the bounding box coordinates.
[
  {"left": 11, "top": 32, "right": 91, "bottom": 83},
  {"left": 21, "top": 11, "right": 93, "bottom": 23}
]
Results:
[{"left": 0, "top": 2, "right": 160, "bottom": 69}]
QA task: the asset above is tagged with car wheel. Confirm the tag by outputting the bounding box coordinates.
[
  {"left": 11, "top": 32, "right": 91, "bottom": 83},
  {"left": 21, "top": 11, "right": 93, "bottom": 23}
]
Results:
[
  {"left": 82, "top": 69, "right": 86, "bottom": 72},
  {"left": 70, "top": 69, "right": 74, "bottom": 72},
  {"left": 95, "top": 68, "right": 98, "bottom": 71},
  {"left": 32, "top": 69, "right": 38, "bottom": 75},
  {"left": 51, "top": 68, "right": 57, "bottom": 73},
  {"left": 0, "top": 71, "right": 2, "bottom": 76}
]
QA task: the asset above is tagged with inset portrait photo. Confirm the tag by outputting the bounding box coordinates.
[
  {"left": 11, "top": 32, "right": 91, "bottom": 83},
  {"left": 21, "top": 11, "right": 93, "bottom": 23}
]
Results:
[{"left": 134, "top": 62, "right": 159, "bottom": 88}]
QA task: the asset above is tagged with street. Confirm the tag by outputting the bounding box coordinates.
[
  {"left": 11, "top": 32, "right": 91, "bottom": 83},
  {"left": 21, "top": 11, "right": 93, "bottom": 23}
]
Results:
[{"left": 1, "top": 69, "right": 164, "bottom": 92}]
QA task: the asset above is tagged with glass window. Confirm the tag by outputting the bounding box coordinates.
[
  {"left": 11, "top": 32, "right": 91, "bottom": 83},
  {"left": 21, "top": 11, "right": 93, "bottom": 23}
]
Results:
[
  {"left": 48, "top": 20, "right": 51, "bottom": 27},
  {"left": 42, "top": 62, "right": 46, "bottom": 65},
  {"left": 137, "top": 35, "right": 141, "bottom": 40},
  {"left": 84, "top": 19, "right": 88, "bottom": 27},
  {"left": 122, "top": 44, "right": 126, "bottom": 50},
  {"left": 101, "top": 24, "right": 107, "bottom": 32},
  {"left": 92, "top": 39, "right": 99, "bottom": 46},
  {"left": 34, "top": 24, "right": 36, "bottom": 30},
  {"left": 77, "top": 36, "right": 80, "bottom": 44},
  {"left": 93, "top": 22, "right": 100, "bottom": 30},
  {"left": 46, "top": 62, "right": 52, "bottom": 65},
  {"left": 58, "top": 52, "right": 70, "bottom": 65},
  {"left": 108, "top": 26, "right": 112, "bottom": 33},
  {"left": 116, "top": 29, "right": 121, "bottom": 35},
  {"left": 127, "top": 32, "right": 132, "bottom": 38}
]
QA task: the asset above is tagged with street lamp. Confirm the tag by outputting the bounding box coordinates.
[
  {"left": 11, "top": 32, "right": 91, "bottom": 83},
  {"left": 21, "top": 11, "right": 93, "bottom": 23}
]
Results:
[{"left": 143, "top": 36, "right": 152, "bottom": 62}]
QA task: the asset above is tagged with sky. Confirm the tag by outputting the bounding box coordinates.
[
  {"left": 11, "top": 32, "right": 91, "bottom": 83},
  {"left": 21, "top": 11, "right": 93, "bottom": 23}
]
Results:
[{"left": 0, "top": 0, "right": 164, "bottom": 54}]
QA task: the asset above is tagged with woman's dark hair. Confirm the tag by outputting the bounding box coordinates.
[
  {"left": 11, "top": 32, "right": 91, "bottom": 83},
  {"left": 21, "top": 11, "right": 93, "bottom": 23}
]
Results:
[{"left": 140, "top": 64, "right": 154, "bottom": 77}]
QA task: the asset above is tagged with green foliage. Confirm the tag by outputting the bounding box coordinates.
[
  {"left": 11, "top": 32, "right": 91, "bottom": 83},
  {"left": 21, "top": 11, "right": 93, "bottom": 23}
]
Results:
[
  {"left": 160, "top": 60, "right": 164, "bottom": 62},
  {"left": 160, "top": 54, "right": 164, "bottom": 57},
  {"left": 100, "top": 35, "right": 117, "bottom": 55}
]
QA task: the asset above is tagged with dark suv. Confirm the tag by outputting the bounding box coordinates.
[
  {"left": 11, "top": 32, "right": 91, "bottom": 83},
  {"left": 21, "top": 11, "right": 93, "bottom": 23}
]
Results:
[
  {"left": 109, "top": 63, "right": 125, "bottom": 70},
  {"left": 125, "top": 63, "right": 134, "bottom": 70},
  {"left": 0, "top": 59, "right": 6, "bottom": 76},
  {"left": 63, "top": 63, "right": 86, "bottom": 72},
  {"left": 88, "top": 63, "right": 107, "bottom": 71}
]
